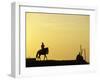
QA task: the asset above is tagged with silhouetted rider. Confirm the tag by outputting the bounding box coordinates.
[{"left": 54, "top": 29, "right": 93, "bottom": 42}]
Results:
[{"left": 41, "top": 42, "right": 45, "bottom": 50}]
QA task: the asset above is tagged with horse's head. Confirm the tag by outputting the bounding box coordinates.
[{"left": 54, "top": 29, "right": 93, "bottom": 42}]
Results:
[{"left": 45, "top": 47, "right": 49, "bottom": 54}]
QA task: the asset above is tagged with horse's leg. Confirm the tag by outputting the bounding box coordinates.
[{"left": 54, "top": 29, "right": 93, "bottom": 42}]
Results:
[
  {"left": 44, "top": 55, "right": 47, "bottom": 60},
  {"left": 43, "top": 55, "right": 45, "bottom": 60},
  {"left": 36, "top": 52, "right": 40, "bottom": 60},
  {"left": 45, "top": 55, "right": 47, "bottom": 60},
  {"left": 39, "top": 54, "right": 41, "bottom": 61},
  {"left": 36, "top": 52, "right": 38, "bottom": 59}
]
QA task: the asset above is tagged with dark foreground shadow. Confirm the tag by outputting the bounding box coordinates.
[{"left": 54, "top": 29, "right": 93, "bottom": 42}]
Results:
[{"left": 26, "top": 58, "right": 89, "bottom": 67}]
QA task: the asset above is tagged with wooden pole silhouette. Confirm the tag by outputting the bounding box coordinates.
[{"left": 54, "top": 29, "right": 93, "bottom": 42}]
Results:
[{"left": 80, "top": 45, "right": 83, "bottom": 55}]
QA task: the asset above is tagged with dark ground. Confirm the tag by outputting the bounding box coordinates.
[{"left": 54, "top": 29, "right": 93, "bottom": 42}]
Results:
[{"left": 26, "top": 58, "right": 89, "bottom": 67}]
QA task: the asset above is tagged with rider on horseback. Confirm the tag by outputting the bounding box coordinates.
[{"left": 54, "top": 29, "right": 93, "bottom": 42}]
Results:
[{"left": 36, "top": 42, "right": 48, "bottom": 60}]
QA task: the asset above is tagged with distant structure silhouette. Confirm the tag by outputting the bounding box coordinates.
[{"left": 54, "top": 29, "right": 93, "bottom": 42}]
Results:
[
  {"left": 76, "top": 45, "right": 87, "bottom": 64},
  {"left": 76, "top": 52, "right": 84, "bottom": 64},
  {"left": 80, "top": 45, "right": 83, "bottom": 55},
  {"left": 36, "top": 42, "right": 49, "bottom": 60}
]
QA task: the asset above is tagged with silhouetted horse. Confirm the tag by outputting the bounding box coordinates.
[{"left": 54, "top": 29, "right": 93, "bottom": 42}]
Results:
[{"left": 36, "top": 48, "right": 49, "bottom": 60}]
